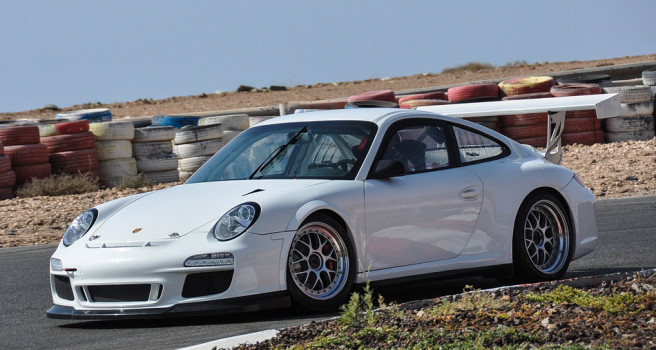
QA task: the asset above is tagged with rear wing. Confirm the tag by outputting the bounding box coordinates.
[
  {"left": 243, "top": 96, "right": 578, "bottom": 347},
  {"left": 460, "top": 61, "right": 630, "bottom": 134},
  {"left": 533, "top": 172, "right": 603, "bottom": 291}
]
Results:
[{"left": 416, "top": 94, "right": 621, "bottom": 164}]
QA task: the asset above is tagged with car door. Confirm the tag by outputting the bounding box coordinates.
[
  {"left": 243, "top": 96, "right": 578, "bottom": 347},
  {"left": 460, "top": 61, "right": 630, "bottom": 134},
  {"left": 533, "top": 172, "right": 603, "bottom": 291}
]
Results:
[{"left": 363, "top": 119, "right": 484, "bottom": 270}]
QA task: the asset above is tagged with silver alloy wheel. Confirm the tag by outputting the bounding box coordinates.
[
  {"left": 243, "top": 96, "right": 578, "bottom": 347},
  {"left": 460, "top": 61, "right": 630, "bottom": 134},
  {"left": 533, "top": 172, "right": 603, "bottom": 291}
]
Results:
[
  {"left": 523, "top": 199, "right": 570, "bottom": 274},
  {"left": 288, "top": 222, "right": 349, "bottom": 300}
]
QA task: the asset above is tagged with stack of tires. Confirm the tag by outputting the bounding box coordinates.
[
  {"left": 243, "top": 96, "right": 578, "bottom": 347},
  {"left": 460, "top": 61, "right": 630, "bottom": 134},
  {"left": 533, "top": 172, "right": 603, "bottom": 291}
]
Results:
[
  {"left": 89, "top": 121, "right": 137, "bottom": 186},
  {"left": 152, "top": 115, "right": 201, "bottom": 128},
  {"left": 449, "top": 84, "right": 501, "bottom": 131},
  {"left": 132, "top": 126, "right": 179, "bottom": 184},
  {"left": 1, "top": 125, "right": 51, "bottom": 187},
  {"left": 173, "top": 124, "right": 224, "bottom": 181},
  {"left": 602, "top": 86, "right": 654, "bottom": 142},
  {"left": 551, "top": 84, "right": 605, "bottom": 145},
  {"left": 498, "top": 76, "right": 554, "bottom": 98},
  {"left": 198, "top": 114, "right": 248, "bottom": 144},
  {"left": 0, "top": 141, "right": 16, "bottom": 199},
  {"left": 39, "top": 120, "right": 98, "bottom": 176}
]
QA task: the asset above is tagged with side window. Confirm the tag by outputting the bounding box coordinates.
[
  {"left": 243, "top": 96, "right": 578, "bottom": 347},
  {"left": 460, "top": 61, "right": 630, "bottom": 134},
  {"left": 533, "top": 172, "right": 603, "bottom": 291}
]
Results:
[
  {"left": 381, "top": 124, "right": 449, "bottom": 174},
  {"left": 453, "top": 126, "right": 504, "bottom": 163}
]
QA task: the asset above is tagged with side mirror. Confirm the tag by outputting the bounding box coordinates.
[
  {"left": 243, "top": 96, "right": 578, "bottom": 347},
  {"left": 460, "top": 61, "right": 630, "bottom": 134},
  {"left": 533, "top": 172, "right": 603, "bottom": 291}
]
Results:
[{"left": 368, "top": 160, "right": 406, "bottom": 179}]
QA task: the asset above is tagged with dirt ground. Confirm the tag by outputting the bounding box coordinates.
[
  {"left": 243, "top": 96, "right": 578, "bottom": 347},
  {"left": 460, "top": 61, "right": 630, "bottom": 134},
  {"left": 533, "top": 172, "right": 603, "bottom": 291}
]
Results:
[{"left": 0, "top": 54, "right": 655, "bottom": 247}]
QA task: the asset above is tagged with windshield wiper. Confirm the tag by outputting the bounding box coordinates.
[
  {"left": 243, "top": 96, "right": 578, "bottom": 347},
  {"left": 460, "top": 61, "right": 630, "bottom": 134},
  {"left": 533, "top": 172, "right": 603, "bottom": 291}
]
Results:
[{"left": 249, "top": 126, "right": 308, "bottom": 179}]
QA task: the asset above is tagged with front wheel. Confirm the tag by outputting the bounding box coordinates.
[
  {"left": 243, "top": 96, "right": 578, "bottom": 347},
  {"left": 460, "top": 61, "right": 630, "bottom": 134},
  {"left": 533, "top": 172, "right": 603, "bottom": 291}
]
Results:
[
  {"left": 286, "top": 214, "right": 354, "bottom": 312},
  {"left": 513, "top": 192, "right": 572, "bottom": 282}
]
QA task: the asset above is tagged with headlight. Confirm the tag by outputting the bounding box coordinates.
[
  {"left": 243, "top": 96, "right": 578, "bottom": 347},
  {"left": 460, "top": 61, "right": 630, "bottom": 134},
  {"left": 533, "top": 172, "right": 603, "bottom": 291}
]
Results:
[
  {"left": 63, "top": 209, "right": 98, "bottom": 246},
  {"left": 213, "top": 202, "right": 260, "bottom": 241}
]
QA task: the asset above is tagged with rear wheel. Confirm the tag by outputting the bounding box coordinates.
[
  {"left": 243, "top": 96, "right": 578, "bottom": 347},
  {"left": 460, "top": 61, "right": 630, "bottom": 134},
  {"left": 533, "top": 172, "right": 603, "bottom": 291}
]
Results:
[
  {"left": 286, "top": 214, "right": 354, "bottom": 312},
  {"left": 513, "top": 192, "right": 572, "bottom": 281}
]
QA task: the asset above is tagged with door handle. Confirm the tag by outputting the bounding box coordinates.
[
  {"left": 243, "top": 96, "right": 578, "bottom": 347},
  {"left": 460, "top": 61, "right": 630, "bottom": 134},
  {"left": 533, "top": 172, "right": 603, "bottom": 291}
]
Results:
[{"left": 459, "top": 187, "right": 479, "bottom": 200}]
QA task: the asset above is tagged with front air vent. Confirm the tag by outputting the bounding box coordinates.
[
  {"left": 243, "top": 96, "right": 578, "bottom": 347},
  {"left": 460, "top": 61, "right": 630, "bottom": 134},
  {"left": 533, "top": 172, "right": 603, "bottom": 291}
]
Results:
[
  {"left": 182, "top": 271, "right": 233, "bottom": 298},
  {"left": 88, "top": 284, "right": 151, "bottom": 302},
  {"left": 53, "top": 275, "right": 74, "bottom": 301}
]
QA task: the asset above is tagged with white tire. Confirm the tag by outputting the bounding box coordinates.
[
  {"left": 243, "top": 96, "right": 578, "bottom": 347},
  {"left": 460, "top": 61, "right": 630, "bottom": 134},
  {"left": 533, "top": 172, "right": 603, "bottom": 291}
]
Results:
[
  {"left": 249, "top": 116, "right": 274, "bottom": 127},
  {"left": 173, "top": 139, "right": 223, "bottom": 158},
  {"left": 98, "top": 157, "right": 138, "bottom": 179},
  {"left": 605, "top": 115, "right": 654, "bottom": 133},
  {"left": 38, "top": 124, "right": 59, "bottom": 137},
  {"left": 132, "top": 141, "right": 173, "bottom": 157},
  {"left": 605, "top": 129, "right": 655, "bottom": 143},
  {"left": 89, "top": 121, "right": 135, "bottom": 140},
  {"left": 94, "top": 140, "right": 132, "bottom": 161},
  {"left": 603, "top": 86, "right": 653, "bottom": 103},
  {"left": 133, "top": 126, "right": 176, "bottom": 142},
  {"left": 135, "top": 153, "right": 179, "bottom": 172},
  {"left": 178, "top": 155, "right": 212, "bottom": 172},
  {"left": 143, "top": 169, "right": 179, "bottom": 184},
  {"left": 619, "top": 101, "right": 654, "bottom": 117},
  {"left": 198, "top": 114, "right": 249, "bottom": 130},
  {"left": 173, "top": 124, "right": 224, "bottom": 145},
  {"left": 178, "top": 169, "right": 195, "bottom": 182},
  {"left": 223, "top": 130, "right": 241, "bottom": 143},
  {"left": 642, "top": 69, "right": 656, "bottom": 86}
]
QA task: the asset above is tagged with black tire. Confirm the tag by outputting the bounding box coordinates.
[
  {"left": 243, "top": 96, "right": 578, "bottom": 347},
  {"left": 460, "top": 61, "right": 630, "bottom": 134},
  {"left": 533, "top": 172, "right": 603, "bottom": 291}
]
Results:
[
  {"left": 286, "top": 213, "right": 355, "bottom": 312},
  {"left": 512, "top": 191, "right": 572, "bottom": 282}
]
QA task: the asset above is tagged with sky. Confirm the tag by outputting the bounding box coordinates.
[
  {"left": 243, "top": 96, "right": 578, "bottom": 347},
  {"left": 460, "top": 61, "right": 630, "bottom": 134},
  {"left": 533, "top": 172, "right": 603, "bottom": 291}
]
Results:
[{"left": 1, "top": 0, "right": 654, "bottom": 113}]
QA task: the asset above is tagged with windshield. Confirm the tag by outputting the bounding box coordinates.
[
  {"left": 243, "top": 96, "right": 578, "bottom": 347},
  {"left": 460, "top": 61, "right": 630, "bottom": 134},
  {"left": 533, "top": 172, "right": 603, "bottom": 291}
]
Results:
[{"left": 187, "top": 121, "right": 377, "bottom": 182}]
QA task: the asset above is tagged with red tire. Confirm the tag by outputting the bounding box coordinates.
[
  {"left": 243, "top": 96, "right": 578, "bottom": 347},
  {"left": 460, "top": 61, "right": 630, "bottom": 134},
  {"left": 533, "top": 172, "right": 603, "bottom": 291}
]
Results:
[
  {"left": 348, "top": 90, "right": 396, "bottom": 103},
  {"left": 501, "top": 123, "right": 547, "bottom": 139},
  {"left": 514, "top": 136, "right": 547, "bottom": 148},
  {"left": 0, "top": 170, "right": 16, "bottom": 187},
  {"left": 13, "top": 163, "right": 52, "bottom": 185},
  {"left": 447, "top": 84, "right": 499, "bottom": 103},
  {"left": 0, "top": 186, "right": 12, "bottom": 200},
  {"left": 54, "top": 120, "right": 90, "bottom": 135},
  {"left": 49, "top": 149, "right": 99, "bottom": 174},
  {"left": 498, "top": 76, "right": 554, "bottom": 96},
  {"left": 40, "top": 131, "right": 95, "bottom": 153},
  {"left": 399, "top": 99, "right": 451, "bottom": 109},
  {"left": 563, "top": 117, "right": 601, "bottom": 133},
  {"left": 562, "top": 131, "right": 603, "bottom": 146},
  {"left": 0, "top": 125, "right": 40, "bottom": 146},
  {"left": 501, "top": 92, "right": 553, "bottom": 100},
  {"left": 398, "top": 92, "right": 447, "bottom": 104},
  {"left": 0, "top": 155, "right": 10, "bottom": 173},
  {"left": 500, "top": 113, "right": 548, "bottom": 127},
  {"left": 0, "top": 140, "right": 4, "bottom": 155},
  {"left": 4, "top": 144, "right": 49, "bottom": 165},
  {"left": 550, "top": 83, "right": 601, "bottom": 97}
]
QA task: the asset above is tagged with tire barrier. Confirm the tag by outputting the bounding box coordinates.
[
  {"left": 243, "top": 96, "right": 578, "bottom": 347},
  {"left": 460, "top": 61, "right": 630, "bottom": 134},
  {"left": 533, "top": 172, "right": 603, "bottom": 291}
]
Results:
[
  {"left": 447, "top": 83, "right": 499, "bottom": 103},
  {"left": 133, "top": 126, "right": 177, "bottom": 143},
  {"left": 398, "top": 92, "right": 447, "bottom": 104},
  {"left": 500, "top": 113, "right": 548, "bottom": 127},
  {"left": 642, "top": 69, "right": 656, "bottom": 86},
  {"left": 556, "top": 74, "right": 612, "bottom": 87},
  {"left": 40, "top": 132, "right": 95, "bottom": 153},
  {"left": 152, "top": 115, "right": 201, "bottom": 128},
  {"left": 0, "top": 154, "right": 10, "bottom": 173},
  {"left": 199, "top": 114, "right": 249, "bottom": 131},
  {"left": 0, "top": 125, "right": 41, "bottom": 146},
  {"left": 501, "top": 92, "right": 553, "bottom": 100},
  {"left": 13, "top": 163, "right": 52, "bottom": 186},
  {"left": 4, "top": 144, "right": 49, "bottom": 166},
  {"left": 347, "top": 90, "right": 396, "bottom": 103},
  {"left": 173, "top": 124, "right": 223, "bottom": 181},
  {"left": 97, "top": 157, "right": 138, "bottom": 186},
  {"left": 602, "top": 85, "right": 654, "bottom": 142},
  {"left": 49, "top": 149, "right": 98, "bottom": 175},
  {"left": 463, "top": 116, "right": 499, "bottom": 132},
  {"left": 498, "top": 76, "right": 554, "bottom": 96},
  {"left": 0, "top": 141, "right": 14, "bottom": 199},
  {"left": 56, "top": 108, "right": 112, "bottom": 123},
  {"left": 133, "top": 126, "right": 178, "bottom": 184},
  {"left": 41, "top": 123, "right": 98, "bottom": 176},
  {"left": 90, "top": 121, "right": 136, "bottom": 185},
  {"left": 399, "top": 99, "right": 451, "bottom": 109},
  {"left": 56, "top": 120, "right": 90, "bottom": 135},
  {"left": 0, "top": 185, "right": 13, "bottom": 200},
  {"left": 345, "top": 100, "right": 399, "bottom": 108},
  {"left": 550, "top": 83, "right": 602, "bottom": 97}
]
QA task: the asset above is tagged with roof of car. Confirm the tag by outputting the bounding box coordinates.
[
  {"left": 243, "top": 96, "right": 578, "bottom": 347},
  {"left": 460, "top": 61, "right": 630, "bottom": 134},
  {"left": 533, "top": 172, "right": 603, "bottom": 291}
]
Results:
[{"left": 253, "top": 108, "right": 433, "bottom": 127}]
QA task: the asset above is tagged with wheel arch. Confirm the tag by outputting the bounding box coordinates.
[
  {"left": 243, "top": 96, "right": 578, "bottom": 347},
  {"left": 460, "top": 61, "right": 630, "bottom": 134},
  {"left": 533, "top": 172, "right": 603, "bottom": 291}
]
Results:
[{"left": 514, "top": 187, "right": 575, "bottom": 245}]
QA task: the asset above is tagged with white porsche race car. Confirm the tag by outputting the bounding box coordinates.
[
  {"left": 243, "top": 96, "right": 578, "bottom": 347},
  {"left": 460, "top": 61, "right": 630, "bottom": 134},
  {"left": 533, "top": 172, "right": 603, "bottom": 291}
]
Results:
[{"left": 48, "top": 105, "right": 600, "bottom": 319}]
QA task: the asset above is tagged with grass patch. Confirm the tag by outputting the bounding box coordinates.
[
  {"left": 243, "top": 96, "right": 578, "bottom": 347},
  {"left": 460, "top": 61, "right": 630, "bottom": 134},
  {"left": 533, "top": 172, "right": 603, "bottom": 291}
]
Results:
[
  {"left": 111, "top": 173, "right": 152, "bottom": 190},
  {"left": 441, "top": 62, "right": 496, "bottom": 74},
  {"left": 525, "top": 284, "right": 650, "bottom": 314},
  {"left": 16, "top": 173, "right": 99, "bottom": 197}
]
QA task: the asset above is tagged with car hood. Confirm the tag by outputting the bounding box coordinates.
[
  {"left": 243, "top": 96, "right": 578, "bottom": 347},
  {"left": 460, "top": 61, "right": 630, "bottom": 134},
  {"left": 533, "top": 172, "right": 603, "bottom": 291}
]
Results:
[{"left": 89, "top": 179, "right": 329, "bottom": 245}]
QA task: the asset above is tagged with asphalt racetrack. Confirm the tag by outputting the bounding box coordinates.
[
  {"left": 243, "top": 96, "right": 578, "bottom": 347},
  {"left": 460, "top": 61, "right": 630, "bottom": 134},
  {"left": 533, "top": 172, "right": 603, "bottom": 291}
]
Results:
[{"left": 1, "top": 195, "right": 654, "bottom": 350}]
